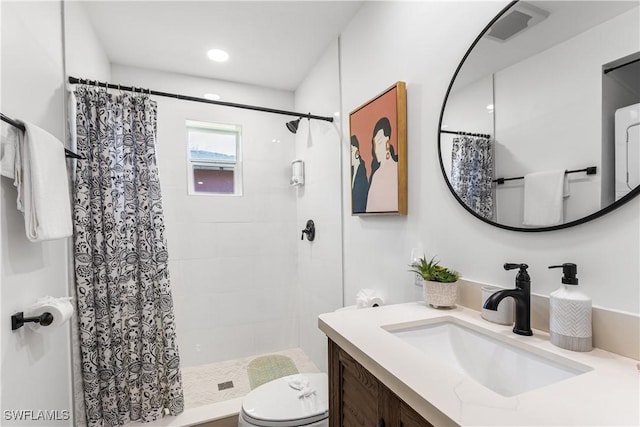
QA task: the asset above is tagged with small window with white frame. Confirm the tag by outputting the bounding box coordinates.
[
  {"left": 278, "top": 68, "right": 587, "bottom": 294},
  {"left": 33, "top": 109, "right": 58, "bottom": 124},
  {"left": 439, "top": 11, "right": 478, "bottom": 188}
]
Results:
[{"left": 186, "top": 120, "right": 242, "bottom": 195}]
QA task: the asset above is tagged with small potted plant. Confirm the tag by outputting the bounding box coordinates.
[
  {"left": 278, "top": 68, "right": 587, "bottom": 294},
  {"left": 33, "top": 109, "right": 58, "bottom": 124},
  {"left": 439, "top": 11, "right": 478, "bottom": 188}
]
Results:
[{"left": 409, "top": 256, "right": 460, "bottom": 308}]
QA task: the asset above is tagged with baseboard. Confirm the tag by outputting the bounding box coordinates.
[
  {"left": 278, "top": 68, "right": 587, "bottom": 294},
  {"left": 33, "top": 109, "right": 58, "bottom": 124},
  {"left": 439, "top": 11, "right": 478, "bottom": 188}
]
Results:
[{"left": 457, "top": 278, "right": 640, "bottom": 360}]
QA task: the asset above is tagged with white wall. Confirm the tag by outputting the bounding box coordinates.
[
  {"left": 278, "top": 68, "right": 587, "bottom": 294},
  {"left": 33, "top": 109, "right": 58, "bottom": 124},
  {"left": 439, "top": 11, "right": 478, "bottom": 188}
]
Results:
[
  {"left": 336, "top": 1, "right": 639, "bottom": 314},
  {"left": 440, "top": 74, "right": 494, "bottom": 181},
  {"left": 111, "top": 65, "right": 300, "bottom": 367},
  {"left": 493, "top": 8, "right": 640, "bottom": 227},
  {"left": 63, "top": 1, "right": 110, "bottom": 81},
  {"left": 0, "top": 1, "right": 73, "bottom": 425},
  {"left": 293, "top": 39, "right": 343, "bottom": 372}
]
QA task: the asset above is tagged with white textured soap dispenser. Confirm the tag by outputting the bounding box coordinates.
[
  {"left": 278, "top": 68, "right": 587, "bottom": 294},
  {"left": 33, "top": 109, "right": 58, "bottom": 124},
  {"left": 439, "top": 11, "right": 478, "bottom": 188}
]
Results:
[{"left": 548, "top": 263, "right": 592, "bottom": 352}]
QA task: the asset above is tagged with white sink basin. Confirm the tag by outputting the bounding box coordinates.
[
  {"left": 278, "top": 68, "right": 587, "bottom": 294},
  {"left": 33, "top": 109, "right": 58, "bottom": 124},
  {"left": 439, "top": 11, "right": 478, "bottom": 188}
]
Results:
[{"left": 384, "top": 317, "right": 591, "bottom": 397}]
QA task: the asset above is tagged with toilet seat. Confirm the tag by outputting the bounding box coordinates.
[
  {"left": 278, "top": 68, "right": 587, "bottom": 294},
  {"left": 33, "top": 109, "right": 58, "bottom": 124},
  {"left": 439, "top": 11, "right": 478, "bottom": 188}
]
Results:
[{"left": 240, "top": 373, "right": 328, "bottom": 427}]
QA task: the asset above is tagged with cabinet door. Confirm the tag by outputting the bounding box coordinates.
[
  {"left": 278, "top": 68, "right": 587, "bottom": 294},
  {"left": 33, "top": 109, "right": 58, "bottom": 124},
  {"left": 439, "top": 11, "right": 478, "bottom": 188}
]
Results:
[
  {"left": 400, "top": 402, "right": 434, "bottom": 427},
  {"left": 329, "top": 339, "right": 434, "bottom": 427},
  {"left": 329, "top": 339, "right": 382, "bottom": 426}
]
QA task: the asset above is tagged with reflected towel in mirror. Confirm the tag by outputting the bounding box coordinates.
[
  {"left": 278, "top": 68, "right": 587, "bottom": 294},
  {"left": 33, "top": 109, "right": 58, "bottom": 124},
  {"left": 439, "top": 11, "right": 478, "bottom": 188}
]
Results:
[{"left": 523, "top": 169, "right": 568, "bottom": 227}]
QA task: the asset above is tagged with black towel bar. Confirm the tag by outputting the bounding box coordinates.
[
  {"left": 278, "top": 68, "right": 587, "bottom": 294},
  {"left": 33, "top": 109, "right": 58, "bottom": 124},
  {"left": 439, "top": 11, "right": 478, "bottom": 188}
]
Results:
[
  {"left": 494, "top": 167, "right": 597, "bottom": 185},
  {"left": 1, "top": 112, "right": 83, "bottom": 160}
]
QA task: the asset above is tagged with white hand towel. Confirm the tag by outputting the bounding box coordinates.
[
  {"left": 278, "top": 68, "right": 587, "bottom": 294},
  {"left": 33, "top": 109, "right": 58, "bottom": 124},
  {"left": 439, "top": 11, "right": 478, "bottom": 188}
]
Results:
[
  {"left": 523, "top": 169, "right": 567, "bottom": 227},
  {"left": 18, "top": 121, "right": 72, "bottom": 242},
  {"left": 1, "top": 123, "right": 21, "bottom": 179}
]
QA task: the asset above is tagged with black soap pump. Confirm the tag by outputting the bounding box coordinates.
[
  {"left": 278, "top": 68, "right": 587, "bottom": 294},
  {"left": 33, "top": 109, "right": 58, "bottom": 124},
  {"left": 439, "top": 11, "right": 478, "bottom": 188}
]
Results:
[
  {"left": 549, "top": 263, "right": 578, "bottom": 285},
  {"left": 548, "top": 263, "right": 592, "bottom": 352}
]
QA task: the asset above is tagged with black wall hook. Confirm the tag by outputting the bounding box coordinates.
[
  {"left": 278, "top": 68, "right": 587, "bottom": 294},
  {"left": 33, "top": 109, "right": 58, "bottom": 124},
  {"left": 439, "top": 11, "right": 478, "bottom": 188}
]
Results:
[
  {"left": 11, "top": 312, "right": 54, "bottom": 331},
  {"left": 301, "top": 220, "right": 315, "bottom": 241}
]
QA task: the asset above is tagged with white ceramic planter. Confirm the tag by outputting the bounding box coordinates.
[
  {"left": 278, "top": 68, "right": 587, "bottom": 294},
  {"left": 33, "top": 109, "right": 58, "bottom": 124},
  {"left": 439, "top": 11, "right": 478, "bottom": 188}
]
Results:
[{"left": 423, "top": 280, "right": 458, "bottom": 308}]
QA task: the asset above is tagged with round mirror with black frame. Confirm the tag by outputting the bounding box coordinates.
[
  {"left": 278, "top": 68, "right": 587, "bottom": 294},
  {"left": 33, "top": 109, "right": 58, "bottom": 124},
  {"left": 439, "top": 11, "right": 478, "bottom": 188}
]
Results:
[{"left": 438, "top": 0, "right": 640, "bottom": 232}]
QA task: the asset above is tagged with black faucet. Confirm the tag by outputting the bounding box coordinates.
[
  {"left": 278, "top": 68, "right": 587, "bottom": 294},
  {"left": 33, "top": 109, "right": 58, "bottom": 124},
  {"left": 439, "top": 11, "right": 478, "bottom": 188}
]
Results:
[{"left": 483, "top": 263, "right": 533, "bottom": 336}]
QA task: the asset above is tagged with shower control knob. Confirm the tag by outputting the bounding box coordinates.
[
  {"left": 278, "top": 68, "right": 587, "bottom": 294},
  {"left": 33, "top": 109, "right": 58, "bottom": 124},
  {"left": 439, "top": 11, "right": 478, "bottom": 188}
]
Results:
[{"left": 301, "top": 220, "right": 315, "bottom": 241}]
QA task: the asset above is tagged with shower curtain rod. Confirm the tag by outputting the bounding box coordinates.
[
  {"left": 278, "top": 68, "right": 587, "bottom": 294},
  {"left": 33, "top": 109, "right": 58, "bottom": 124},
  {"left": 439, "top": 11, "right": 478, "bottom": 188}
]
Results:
[
  {"left": 68, "top": 76, "right": 334, "bottom": 123},
  {"left": 441, "top": 129, "right": 491, "bottom": 139},
  {"left": 1, "top": 112, "right": 83, "bottom": 159}
]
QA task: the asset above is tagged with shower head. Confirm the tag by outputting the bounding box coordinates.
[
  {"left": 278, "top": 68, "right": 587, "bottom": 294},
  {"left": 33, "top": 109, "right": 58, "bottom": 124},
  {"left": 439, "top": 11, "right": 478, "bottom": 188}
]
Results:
[{"left": 286, "top": 118, "right": 301, "bottom": 134}]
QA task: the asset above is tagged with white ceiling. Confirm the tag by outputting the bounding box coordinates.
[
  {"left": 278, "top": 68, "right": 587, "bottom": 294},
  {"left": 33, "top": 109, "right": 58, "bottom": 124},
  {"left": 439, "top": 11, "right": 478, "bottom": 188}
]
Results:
[{"left": 82, "top": 1, "right": 363, "bottom": 91}]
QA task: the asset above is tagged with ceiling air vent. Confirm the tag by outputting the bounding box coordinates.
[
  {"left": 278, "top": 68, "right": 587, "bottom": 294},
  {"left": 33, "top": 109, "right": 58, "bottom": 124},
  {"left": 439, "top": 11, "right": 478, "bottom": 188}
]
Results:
[{"left": 485, "top": 2, "right": 550, "bottom": 43}]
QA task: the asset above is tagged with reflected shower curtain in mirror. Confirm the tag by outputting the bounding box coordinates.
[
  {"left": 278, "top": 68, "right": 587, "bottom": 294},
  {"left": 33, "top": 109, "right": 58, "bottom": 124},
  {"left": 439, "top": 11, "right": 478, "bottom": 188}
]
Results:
[
  {"left": 450, "top": 136, "right": 494, "bottom": 220},
  {"left": 72, "top": 86, "right": 183, "bottom": 426}
]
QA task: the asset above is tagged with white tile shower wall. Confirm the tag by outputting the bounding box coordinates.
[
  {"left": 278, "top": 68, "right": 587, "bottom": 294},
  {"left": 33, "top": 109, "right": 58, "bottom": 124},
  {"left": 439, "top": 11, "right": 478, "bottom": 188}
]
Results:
[
  {"left": 111, "top": 65, "right": 299, "bottom": 367},
  {"left": 1, "top": 1, "right": 73, "bottom": 425},
  {"left": 336, "top": 1, "right": 639, "bottom": 314},
  {"left": 294, "top": 39, "right": 344, "bottom": 372}
]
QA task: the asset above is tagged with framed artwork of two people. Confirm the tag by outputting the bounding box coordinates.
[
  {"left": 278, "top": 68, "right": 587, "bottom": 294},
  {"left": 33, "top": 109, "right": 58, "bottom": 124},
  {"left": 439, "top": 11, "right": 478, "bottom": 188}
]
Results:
[{"left": 349, "top": 81, "right": 407, "bottom": 215}]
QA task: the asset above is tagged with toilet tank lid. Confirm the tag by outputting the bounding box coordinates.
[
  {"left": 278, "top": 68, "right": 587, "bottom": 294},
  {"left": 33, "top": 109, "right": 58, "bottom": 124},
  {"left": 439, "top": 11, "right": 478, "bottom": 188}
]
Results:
[{"left": 241, "top": 373, "right": 328, "bottom": 427}]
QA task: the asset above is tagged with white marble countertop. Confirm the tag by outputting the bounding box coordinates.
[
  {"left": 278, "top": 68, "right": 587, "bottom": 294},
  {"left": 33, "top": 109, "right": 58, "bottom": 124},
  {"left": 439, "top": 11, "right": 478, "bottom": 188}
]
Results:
[{"left": 318, "top": 302, "right": 640, "bottom": 426}]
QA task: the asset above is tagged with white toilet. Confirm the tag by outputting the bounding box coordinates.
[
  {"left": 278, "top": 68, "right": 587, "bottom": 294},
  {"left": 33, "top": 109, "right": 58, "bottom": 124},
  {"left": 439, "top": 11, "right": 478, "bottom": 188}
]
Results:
[{"left": 238, "top": 373, "right": 329, "bottom": 427}]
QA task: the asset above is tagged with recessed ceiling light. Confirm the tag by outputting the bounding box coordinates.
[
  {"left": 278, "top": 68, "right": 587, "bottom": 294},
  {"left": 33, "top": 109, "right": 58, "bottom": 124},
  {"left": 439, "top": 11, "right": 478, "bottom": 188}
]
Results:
[
  {"left": 204, "top": 93, "right": 221, "bottom": 101},
  {"left": 207, "top": 49, "right": 229, "bottom": 62}
]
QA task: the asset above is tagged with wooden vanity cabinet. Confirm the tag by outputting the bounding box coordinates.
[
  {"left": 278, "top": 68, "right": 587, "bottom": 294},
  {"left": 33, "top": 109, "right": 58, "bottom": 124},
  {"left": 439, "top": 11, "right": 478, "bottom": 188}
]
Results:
[{"left": 328, "top": 339, "right": 433, "bottom": 427}]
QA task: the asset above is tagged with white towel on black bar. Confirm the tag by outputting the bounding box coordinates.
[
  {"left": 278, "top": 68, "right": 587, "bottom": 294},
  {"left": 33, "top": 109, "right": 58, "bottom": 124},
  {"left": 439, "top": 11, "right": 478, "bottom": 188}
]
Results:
[
  {"left": 1, "top": 122, "right": 21, "bottom": 179},
  {"left": 16, "top": 121, "right": 72, "bottom": 242},
  {"left": 523, "top": 169, "right": 567, "bottom": 227}
]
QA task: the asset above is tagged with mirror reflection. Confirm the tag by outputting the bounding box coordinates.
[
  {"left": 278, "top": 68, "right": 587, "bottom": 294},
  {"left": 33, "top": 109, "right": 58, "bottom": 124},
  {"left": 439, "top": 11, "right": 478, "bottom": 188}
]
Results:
[{"left": 440, "top": 0, "right": 640, "bottom": 229}]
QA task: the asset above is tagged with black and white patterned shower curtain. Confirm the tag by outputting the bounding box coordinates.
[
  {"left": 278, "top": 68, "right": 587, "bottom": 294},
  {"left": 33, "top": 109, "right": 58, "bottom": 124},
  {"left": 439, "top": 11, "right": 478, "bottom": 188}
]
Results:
[
  {"left": 450, "top": 136, "right": 494, "bottom": 220},
  {"left": 72, "top": 86, "right": 183, "bottom": 426}
]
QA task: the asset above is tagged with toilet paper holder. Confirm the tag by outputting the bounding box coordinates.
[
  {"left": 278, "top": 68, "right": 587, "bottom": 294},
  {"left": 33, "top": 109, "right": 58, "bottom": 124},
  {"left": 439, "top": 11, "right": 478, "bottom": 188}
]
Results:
[{"left": 11, "top": 311, "right": 54, "bottom": 331}]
